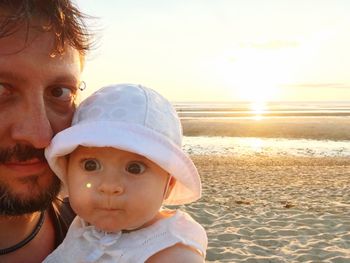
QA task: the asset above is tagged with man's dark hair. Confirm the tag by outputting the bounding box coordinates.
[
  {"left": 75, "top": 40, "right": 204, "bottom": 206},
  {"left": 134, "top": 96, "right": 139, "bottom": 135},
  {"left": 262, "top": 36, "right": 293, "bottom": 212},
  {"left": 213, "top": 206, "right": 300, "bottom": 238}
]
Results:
[{"left": 0, "top": 0, "right": 93, "bottom": 57}]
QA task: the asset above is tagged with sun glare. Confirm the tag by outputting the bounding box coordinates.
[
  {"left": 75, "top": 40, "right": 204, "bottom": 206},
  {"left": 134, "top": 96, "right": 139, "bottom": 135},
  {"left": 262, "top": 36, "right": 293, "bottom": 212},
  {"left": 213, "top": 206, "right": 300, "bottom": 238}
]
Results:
[
  {"left": 232, "top": 50, "right": 285, "bottom": 102},
  {"left": 217, "top": 47, "right": 293, "bottom": 107},
  {"left": 251, "top": 101, "right": 266, "bottom": 120},
  {"left": 248, "top": 138, "right": 264, "bottom": 152}
]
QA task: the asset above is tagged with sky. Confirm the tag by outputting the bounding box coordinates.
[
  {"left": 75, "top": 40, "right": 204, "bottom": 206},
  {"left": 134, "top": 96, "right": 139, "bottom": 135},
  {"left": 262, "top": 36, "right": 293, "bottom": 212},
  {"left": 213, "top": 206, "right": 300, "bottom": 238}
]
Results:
[{"left": 76, "top": 0, "right": 350, "bottom": 103}]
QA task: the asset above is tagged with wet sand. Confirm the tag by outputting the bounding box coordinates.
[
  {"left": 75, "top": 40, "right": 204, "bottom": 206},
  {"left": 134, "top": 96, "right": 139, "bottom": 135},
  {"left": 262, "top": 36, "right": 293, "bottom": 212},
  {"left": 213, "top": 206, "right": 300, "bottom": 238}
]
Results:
[
  {"left": 174, "top": 155, "right": 350, "bottom": 262},
  {"left": 182, "top": 117, "right": 350, "bottom": 141}
]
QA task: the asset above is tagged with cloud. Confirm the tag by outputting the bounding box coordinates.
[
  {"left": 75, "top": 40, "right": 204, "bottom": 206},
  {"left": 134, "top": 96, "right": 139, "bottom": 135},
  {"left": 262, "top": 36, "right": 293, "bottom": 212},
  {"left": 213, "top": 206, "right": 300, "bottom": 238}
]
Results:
[
  {"left": 241, "top": 40, "right": 299, "bottom": 50},
  {"left": 282, "top": 83, "right": 350, "bottom": 89}
]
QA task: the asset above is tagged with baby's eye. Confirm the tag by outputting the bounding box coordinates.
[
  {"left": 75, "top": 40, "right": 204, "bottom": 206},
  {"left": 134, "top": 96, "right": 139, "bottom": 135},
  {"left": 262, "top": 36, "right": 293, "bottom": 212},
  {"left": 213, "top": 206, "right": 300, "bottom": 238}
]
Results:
[
  {"left": 125, "top": 162, "right": 146, "bottom": 175},
  {"left": 82, "top": 159, "right": 101, "bottom": 171}
]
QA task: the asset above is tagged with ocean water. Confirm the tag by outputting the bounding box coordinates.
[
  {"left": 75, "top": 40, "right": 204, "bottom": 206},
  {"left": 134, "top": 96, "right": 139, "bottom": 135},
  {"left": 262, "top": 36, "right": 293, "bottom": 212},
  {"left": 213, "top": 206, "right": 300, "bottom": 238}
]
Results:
[
  {"left": 174, "top": 101, "right": 350, "bottom": 119},
  {"left": 175, "top": 101, "right": 350, "bottom": 157}
]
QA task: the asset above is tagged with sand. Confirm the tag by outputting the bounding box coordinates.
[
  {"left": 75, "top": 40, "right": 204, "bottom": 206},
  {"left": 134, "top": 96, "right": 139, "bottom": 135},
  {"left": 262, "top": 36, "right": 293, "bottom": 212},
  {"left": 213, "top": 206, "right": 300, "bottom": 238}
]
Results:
[{"left": 173, "top": 155, "right": 350, "bottom": 262}]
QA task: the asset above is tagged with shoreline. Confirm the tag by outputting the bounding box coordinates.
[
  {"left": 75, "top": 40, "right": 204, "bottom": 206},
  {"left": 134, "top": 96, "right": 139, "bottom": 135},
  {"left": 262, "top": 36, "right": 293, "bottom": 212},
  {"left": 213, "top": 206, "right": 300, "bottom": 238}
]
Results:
[
  {"left": 190, "top": 155, "right": 350, "bottom": 166},
  {"left": 181, "top": 117, "right": 350, "bottom": 141}
]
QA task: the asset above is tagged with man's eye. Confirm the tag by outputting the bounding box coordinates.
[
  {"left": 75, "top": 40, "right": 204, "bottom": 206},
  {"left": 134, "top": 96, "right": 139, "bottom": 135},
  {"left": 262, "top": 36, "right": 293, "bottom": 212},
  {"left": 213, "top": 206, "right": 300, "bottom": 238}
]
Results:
[
  {"left": 49, "top": 86, "right": 75, "bottom": 101},
  {"left": 125, "top": 162, "right": 146, "bottom": 175},
  {"left": 0, "top": 83, "right": 11, "bottom": 97},
  {"left": 82, "top": 159, "right": 101, "bottom": 171}
]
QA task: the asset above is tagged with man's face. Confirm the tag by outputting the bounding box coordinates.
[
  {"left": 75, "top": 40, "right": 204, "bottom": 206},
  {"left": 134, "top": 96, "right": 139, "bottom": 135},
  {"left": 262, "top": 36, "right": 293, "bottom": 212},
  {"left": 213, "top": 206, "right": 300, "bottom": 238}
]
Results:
[{"left": 0, "top": 27, "right": 82, "bottom": 215}]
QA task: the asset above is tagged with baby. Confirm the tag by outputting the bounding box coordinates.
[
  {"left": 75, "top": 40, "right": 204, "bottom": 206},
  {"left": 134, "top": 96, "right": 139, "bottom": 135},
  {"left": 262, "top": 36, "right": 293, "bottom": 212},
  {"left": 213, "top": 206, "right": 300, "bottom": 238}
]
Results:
[{"left": 44, "top": 84, "right": 207, "bottom": 262}]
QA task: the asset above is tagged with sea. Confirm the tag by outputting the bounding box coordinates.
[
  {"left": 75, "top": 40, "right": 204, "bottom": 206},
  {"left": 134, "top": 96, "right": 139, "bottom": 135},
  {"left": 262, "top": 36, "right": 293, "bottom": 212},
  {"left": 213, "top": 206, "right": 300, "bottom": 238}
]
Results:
[{"left": 174, "top": 101, "right": 350, "bottom": 158}]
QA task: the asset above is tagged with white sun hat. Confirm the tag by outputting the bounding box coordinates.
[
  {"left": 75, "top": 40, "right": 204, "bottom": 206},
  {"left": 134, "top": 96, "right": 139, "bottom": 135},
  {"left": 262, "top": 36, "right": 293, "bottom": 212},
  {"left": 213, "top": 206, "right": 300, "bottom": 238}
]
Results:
[{"left": 45, "top": 83, "right": 201, "bottom": 205}]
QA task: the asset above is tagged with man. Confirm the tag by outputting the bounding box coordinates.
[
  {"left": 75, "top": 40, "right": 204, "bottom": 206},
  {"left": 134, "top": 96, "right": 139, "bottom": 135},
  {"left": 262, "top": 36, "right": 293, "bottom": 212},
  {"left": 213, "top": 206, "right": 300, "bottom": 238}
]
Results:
[{"left": 0, "top": 1, "right": 93, "bottom": 262}]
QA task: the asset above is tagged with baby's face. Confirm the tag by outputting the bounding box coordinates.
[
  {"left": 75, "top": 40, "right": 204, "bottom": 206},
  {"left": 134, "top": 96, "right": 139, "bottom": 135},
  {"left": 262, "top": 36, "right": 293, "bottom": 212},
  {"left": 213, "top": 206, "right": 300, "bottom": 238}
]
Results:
[{"left": 66, "top": 146, "right": 170, "bottom": 232}]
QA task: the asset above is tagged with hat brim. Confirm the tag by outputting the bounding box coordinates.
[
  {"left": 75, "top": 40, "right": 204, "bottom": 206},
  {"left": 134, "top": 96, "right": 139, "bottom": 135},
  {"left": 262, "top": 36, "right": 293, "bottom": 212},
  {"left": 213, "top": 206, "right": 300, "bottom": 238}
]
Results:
[{"left": 45, "top": 121, "right": 201, "bottom": 205}]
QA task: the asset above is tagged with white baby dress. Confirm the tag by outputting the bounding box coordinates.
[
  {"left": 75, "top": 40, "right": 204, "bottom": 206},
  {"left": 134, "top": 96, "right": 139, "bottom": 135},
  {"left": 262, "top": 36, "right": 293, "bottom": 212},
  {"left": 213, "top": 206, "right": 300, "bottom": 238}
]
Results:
[{"left": 43, "top": 210, "right": 207, "bottom": 263}]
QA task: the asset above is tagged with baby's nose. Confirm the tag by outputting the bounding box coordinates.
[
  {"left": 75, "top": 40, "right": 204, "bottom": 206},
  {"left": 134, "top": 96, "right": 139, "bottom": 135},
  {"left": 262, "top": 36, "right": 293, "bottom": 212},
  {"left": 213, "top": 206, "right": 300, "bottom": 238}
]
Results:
[{"left": 98, "top": 181, "right": 124, "bottom": 195}]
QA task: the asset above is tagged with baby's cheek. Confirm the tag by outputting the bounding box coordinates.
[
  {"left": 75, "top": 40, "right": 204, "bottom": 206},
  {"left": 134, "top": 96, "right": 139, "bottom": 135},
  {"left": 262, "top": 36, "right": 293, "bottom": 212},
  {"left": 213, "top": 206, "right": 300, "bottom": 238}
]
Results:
[{"left": 69, "top": 187, "right": 91, "bottom": 215}]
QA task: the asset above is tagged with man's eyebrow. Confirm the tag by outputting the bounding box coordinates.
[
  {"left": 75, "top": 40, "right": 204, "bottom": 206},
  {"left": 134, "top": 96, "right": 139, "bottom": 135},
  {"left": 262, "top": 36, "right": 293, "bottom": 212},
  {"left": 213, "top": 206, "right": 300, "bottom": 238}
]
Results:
[
  {"left": 50, "top": 75, "right": 79, "bottom": 85},
  {"left": 0, "top": 71, "right": 79, "bottom": 85},
  {"left": 0, "top": 71, "right": 26, "bottom": 82}
]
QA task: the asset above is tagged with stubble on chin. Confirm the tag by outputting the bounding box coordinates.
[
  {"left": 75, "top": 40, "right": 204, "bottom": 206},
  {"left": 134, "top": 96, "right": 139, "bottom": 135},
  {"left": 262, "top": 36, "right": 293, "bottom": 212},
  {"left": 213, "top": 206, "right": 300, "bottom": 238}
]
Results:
[{"left": 0, "top": 174, "right": 61, "bottom": 216}]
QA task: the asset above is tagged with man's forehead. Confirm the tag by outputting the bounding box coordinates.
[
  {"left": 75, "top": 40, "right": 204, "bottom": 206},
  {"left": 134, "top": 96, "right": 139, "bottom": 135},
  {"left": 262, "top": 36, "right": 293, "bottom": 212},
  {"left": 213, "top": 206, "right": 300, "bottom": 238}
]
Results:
[
  {"left": 0, "top": 40, "right": 82, "bottom": 90},
  {"left": 0, "top": 27, "right": 82, "bottom": 65},
  {"left": 0, "top": 28, "right": 51, "bottom": 53}
]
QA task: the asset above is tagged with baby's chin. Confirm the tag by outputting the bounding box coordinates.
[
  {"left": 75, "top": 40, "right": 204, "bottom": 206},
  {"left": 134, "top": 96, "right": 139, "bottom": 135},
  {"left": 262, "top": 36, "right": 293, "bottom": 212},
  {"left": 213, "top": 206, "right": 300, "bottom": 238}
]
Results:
[
  {"left": 86, "top": 213, "right": 159, "bottom": 233},
  {"left": 92, "top": 222, "right": 123, "bottom": 233},
  {"left": 91, "top": 220, "right": 134, "bottom": 233}
]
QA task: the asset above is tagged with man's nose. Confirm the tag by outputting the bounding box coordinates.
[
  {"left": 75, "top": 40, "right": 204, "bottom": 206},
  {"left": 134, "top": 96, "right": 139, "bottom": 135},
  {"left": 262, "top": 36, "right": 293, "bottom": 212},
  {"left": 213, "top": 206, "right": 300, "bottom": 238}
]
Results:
[{"left": 11, "top": 98, "right": 53, "bottom": 149}]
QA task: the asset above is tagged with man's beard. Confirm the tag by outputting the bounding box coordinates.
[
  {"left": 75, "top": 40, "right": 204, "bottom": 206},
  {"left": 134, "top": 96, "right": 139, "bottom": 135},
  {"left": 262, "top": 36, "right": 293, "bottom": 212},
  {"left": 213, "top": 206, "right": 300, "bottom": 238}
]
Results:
[{"left": 0, "top": 144, "right": 61, "bottom": 216}]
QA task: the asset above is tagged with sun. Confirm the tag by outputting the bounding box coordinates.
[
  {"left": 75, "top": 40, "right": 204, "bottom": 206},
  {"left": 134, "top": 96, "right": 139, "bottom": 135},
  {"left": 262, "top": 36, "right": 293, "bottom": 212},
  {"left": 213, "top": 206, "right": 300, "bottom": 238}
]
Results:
[
  {"left": 231, "top": 50, "right": 286, "bottom": 102},
  {"left": 217, "top": 47, "right": 293, "bottom": 106}
]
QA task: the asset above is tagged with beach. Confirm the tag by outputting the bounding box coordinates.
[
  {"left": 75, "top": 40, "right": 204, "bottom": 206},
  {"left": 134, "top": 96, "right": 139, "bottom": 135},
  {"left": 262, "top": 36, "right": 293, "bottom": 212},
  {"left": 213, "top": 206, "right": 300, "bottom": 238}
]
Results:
[
  {"left": 172, "top": 102, "right": 350, "bottom": 262},
  {"left": 176, "top": 155, "right": 350, "bottom": 262}
]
